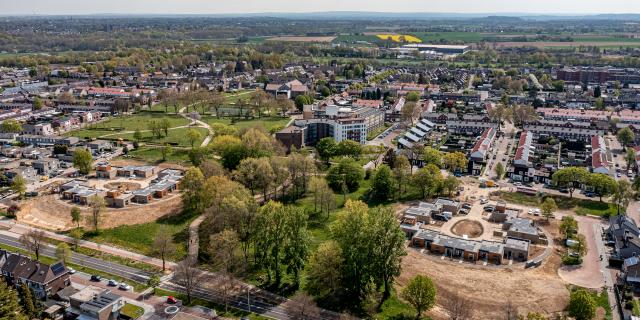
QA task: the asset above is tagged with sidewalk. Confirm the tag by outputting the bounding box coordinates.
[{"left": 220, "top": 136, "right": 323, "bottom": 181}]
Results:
[{"left": 0, "top": 218, "right": 175, "bottom": 270}]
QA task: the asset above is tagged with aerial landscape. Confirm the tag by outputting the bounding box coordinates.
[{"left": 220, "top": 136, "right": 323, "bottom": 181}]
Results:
[{"left": 4, "top": 1, "right": 640, "bottom": 319}]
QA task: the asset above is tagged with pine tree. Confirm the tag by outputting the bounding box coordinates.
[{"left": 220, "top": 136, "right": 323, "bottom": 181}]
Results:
[
  {"left": 0, "top": 280, "right": 28, "bottom": 320},
  {"left": 19, "top": 283, "right": 36, "bottom": 317}
]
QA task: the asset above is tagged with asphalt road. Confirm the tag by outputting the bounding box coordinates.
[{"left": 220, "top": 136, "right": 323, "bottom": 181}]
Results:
[{"left": 0, "top": 233, "right": 152, "bottom": 284}]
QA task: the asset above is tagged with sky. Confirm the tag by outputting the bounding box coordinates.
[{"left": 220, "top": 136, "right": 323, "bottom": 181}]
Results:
[{"left": 3, "top": 0, "right": 640, "bottom": 15}]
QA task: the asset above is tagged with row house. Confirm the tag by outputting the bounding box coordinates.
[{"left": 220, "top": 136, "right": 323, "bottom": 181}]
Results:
[
  {"left": 590, "top": 135, "right": 610, "bottom": 175},
  {"left": 468, "top": 128, "right": 496, "bottom": 175},
  {"left": 511, "top": 131, "right": 534, "bottom": 182}
]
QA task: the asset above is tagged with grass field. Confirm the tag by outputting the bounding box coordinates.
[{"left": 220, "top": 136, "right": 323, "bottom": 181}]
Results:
[
  {"left": 123, "top": 147, "right": 192, "bottom": 164},
  {"left": 84, "top": 212, "right": 194, "bottom": 262},
  {"left": 203, "top": 116, "right": 291, "bottom": 133},
  {"left": 67, "top": 114, "right": 190, "bottom": 139},
  {"left": 120, "top": 303, "right": 145, "bottom": 319},
  {"left": 111, "top": 126, "right": 209, "bottom": 147},
  {"left": 499, "top": 191, "right": 620, "bottom": 217}
]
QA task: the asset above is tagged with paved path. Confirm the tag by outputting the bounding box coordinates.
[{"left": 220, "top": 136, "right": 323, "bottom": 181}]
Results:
[
  {"left": 593, "top": 222, "right": 620, "bottom": 320},
  {"left": 187, "top": 215, "right": 206, "bottom": 259},
  {"left": 557, "top": 214, "right": 605, "bottom": 289}
]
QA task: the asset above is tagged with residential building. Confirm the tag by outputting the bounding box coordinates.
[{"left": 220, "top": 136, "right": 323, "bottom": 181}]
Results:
[
  {"left": 0, "top": 250, "right": 70, "bottom": 300},
  {"left": 469, "top": 128, "right": 496, "bottom": 175}
]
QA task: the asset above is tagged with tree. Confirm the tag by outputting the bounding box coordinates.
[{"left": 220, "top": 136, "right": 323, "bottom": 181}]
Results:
[
  {"left": 594, "top": 85, "right": 602, "bottom": 98},
  {"left": 406, "top": 91, "right": 420, "bottom": 102},
  {"left": 285, "top": 293, "right": 321, "bottom": 320},
  {"left": 336, "top": 140, "right": 362, "bottom": 158},
  {"left": 618, "top": 127, "right": 635, "bottom": 147},
  {"left": 326, "top": 158, "right": 365, "bottom": 192},
  {"left": 153, "top": 226, "right": 177, "bottom": 272},
  {"left": 55, "top": 243, "right": 71, "bottom": 265},
  {"left": 18, "top": 283, "right": 36, "bottom": 317},
  {"left": 370, "top": 165, "right": 395, "bottom": 202},
  {"left": 70, "top": 207, "right": 81, "bottom": 228},
  {"left": 69, "top": 228, "right": 83, "bottom": 251},
  {"left": 88, "top": 194, "right": 105, "bottom": 232},
  {"left": 421, "top": 147, "right": 442, "bottom": 168},
  {"left": 133, "top": 129, "right": 143, "bottom": 142},
  {"left": 187, "top": 128, "right": 202, "bottom": 149},
  {"left": 614, "top": 179, "right": 634, "bottom": 215},
  {"left": 181, "top": 167, "right": 206, "bottom": 213},
  {"left": 512, "top": 105, "right": 538, "bottom": 126},
  {"left": 369, "top": 206, "right": 407, "bottom": 299},
  {"left": 560, "top": 216, "right": 578, "bottom": 239},
  {"left": 233, "top": 157, "right": 275, "bottom": 199},
  {"left": 495, "top": 162, "right": 505, "bottom": 179},
  {"left": 442, "top": 175, "right": 461, "bottom": 197},
  {"left": 401, "top": 275, "right": 437, "bottom": 320},
  {"left": 567, "top": 289, "right": 596, "bottom": 320},
  {"left": 188, "top": 147, "right": 208, "bottom": 167},
  {"left": 410, "top": 164, "right": 443, "bottom": 199},
  {"left": 160, "top": 118, "right": 171, "bottom": 137},
  {"left": 402, "top": 101, "right": 420, "bottom": 125},
  {"left": 294, "top": 94, "right": 314, "bottom": 111},
  {"left": 575, "top": 234, "right": 588, "bottom": 257},
  {"left": 10, "top": 174, "right": 26, "bottom": 199},
  {"left": 32, "top": 96, "right": 43, "bottom": 110},
  {"left": 305, "top": 241, "right": 343, "bottom": 298},
  {"left": 209, "top": 229, "right": 241, "bottom": 273},
  {"left": 316, "top": 137, "right": 337, "bottom": 163},
  {"left": 147, "top": 274, "right": 161, "bottom": 295},
  {"left": 160, "top": 144, "right": 173, "bottom": 161},
  {"left": 540, "top": 197, "right": 558, "bottom": 221},
  {"left": 19, "top": 229, "right": 46, "bottom": 261},
  {"left": 1, "top": 119, "right": 23, "bottom": 133},
  {"left": 443, "top": 152, "right": 468, "bottom": 173},
  {"left": 440, "top": 291, "right": 474, "bottom": 320},
  {"left": 488, "top": 103, "right": 513, "bottom": 126},
  {"left": 174, "top": 256, "right": 201, "bottom": 304},
  {"left": 586, "top": 173, "right": 618, "bottom": 202},
  {"left": 552, "top": 167, "right": 589, "bottom": 198},
  {"left": 0, "top": 279, "right": 28, "bottom": 320},
  {"left": 283, "top": 206, "right": 310, "bottom": 286},
  {"left": 72, "top": 148, "right": 93, "bottom": 175},
  {"left": 626, "top": 148, "right": 637, "bottom": 171},
  {"left": 393, "top": 155, "right": 411, "bottom": 197},
  {"left": 199, "top": 159, "right": 226, "bottom": 178}
]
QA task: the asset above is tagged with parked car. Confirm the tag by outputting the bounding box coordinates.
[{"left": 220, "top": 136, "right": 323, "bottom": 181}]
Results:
[
  {"left": 90, "top": 275, "right": 102, "bottom": 282},
  {"left": 108, "top": 279, "right": 119, "bottom": 286},
  {"left": 484, "top": 206, "right": 495, "bottom": 212},
  {"left": 67, "top": 268, "right": 76, "bottom": 274},
  {"left": 461, "top": 203, "right": 472, "bottom": 210},
  {"left": 558, "top": 188, "right": 568, "bottom": 193},
  {"left": 118, "top": 283, "right": 132, "bottom": 291},
  {"left": 167, "top": 296, "right": 179, "bottom": 304},
  {"left": 480, "top": 198, "right": 489, "bottom": 204}
]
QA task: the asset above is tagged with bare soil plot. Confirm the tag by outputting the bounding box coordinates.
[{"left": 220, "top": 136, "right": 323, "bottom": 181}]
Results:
[
  {"left": 398, "top": 248, "right": 569, "bottom": 319},
  {"left": 16, "top": 194, "right": 182, "bottom": 231},
  {"left": 266, "top": 36, "right": 336, "bottom": 43},
  {"left": 450, "top": 219, "right": 484, "bottom": 238}
]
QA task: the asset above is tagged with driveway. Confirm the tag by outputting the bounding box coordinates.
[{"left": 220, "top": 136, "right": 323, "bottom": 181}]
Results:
[{"left": 557, "top": 213, "right": 605, "bottom": 289}]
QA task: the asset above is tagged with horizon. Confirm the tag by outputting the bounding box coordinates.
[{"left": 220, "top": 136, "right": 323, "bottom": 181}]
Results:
[{"left": 3, "top": 0, "right": 640, "bottom": 16}]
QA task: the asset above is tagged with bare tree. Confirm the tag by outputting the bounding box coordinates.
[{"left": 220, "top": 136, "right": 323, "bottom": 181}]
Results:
[
  {"left": 440, "top": 291, "right": 474, "bottom": 320},
  {"left": 153, "top": 226, "right": 176, "bottom": 272},
  {"left": 284, "top": 293, "right": 321, "bottom": 320},
  {"left": 19, "top": 230, "right": 47, "bottom": 260},
  {"left": 218, "top": 271, "right": 239, "bottom": 313},
  {"left": 174, "top": 257, "right": 201, "bottom": 304},
  {"left": 88, "top": 194, "right": 105, "bottom": 232}
]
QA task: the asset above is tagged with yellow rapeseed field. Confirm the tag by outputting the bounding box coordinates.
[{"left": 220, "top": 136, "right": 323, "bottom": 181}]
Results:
[{"left": 376, "top": 34, "right": 422, "bottom": 43}]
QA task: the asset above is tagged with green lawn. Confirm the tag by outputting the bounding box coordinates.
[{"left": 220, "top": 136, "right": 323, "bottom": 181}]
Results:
[
  {"left": 122, "top": 147, "right": 192, "bottom": 164},
  {"left": 111, "top": 126, "right": 209, "bottom": 147},
  {"left": 66, "top": 114, "right": 190, "bottom": 139},
  {"left": 499, "top": 191, "right": 620, "bottom": 217},
  {"left": 202, "top": 116, "right": 291, "bottom": 133},
  {"left": 367, "top": 124, "right": 391, "bottom": 141},
  {"left": 84, "top": 213, "right": 195, "bottom": 262},
  {"left": 120, "top": 303, "right": 145, "bottom": 319}
]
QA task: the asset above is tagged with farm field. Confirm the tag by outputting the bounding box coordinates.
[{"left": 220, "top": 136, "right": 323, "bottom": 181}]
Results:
[
  {"left": 376, "top": 34, "right": 422, "bottom": 43},
  {"left": 266, "top": 36, "right": 336, "bottom": 42}
]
